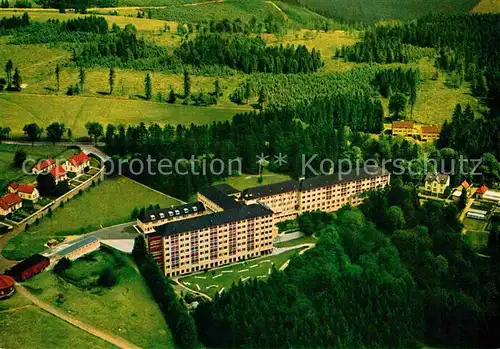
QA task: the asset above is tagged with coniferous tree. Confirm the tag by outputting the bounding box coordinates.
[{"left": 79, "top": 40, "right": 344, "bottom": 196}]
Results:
[
  {"left": 55, "top": 63, "right": 61, "bottom": 91},
  {"left": 144, "top": 72, "right": 152, "bottom": 100},
  {"left": 12, "top": 67, "right": 22, "bottom": 90},
  {"left": 5, "top": 59, "right": 13, "bottom": 87},
  {"left": 78, "top": 66, "right": 85, "bottom": 92},
  {"left": 167, "top": 88, "right": 176, "bottom": 103},
  {"left": 183, "top": 69, "right": 191, "bottom": 97},
  {"left": 109, "top": 66, "right": 115, "bottom": 94}
]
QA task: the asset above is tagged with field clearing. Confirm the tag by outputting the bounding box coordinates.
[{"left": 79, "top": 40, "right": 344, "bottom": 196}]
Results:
[
  {"left": 2, "top": 176, "right": 181, "bottom": 260},
  {"left": 262, "top": 29, "right": 358, "bottom": 72},
  {"left": 463, "top": 217, "right": 488, "bottom": 232},
  {"left": 23, "top": 250, "right": 174, "bottom": 348},
  {"left": 471, "top": 0, "right": 500, "bottom": 12},
  {"left": 0, "top": 93, "right": 245, "bottom": 138},
  {"left": 216, "top": 170, "right": 293, "bottom": 191},
  {"left": 0, "top": 306, "right": 115, "bottom": 349},
  {"left": 179, "top": 248, "right": 301, "bottom": 298},
  {"left": 0, "top": 144, "right": 77, "bottom": 190}
]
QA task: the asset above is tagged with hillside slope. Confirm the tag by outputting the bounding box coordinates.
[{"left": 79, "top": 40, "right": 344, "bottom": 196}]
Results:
[{"left": 281, "top": 0, "right": 480, "bottom": 22}]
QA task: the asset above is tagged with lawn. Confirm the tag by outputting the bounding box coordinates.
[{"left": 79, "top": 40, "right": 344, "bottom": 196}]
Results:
[
  {"left": 22, "top": 249, "right": 175, "bottom": 348},
  {"left": 463, "top": 217, "right": 488, "bottom": 232},
  {"left": 179, "top": 248, "right": 302, "bottom": 298},
  {"left": 274, "top": 235, "right": 316, "bottom": 248},
  {"left": 465, "top": 230, "right": 489, "bottom": 249},
  {"left": 0, "top": 143, "right": 77, "bottom": 190},
  {"left": 0, "top": 92, "right": 245, "bottom": 138},
  {"left": 0, "top": 306, "right": 116, "bottom": 349},
  {"left": 471, "top": 0, "right": 500, "bottom": 12},
  {"left": 216, "top": 170, "right": 293, "bottom": 191},
  {"left": 2, "top": 176, "right": 181, "bottom": 260}
]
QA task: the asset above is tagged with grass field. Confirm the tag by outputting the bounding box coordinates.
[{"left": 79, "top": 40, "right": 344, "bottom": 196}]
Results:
[
  {"left": 23, "top": 249, "right": 174, "bottom": 348},
  {"left": 463, "top": 217, "right": 488, "bottom": 232},
  {"left": 2, "top": 176, "right": 181, "bottom": 260},
  {"left": 471, "top": 0, "right": 500, "bottom": 13},
  {"left": 0, "top": 306, "right": 116, "bottom": 349},
  {"left": 148, "top": 0, "right": 283, "bottom": 22},
  {"left": 0, "top": 93, "right": 245, "bottom": 138},
  {"left": 464, "top": 229, "right": 489, "bottom": 249},
  {"left": 0, "top": 143, "right": 77, "bottom": 190},
  {"left": 179, "top": 248, "right": 301, "bottom": 298},
  {"left": 215, "top": 170, "right": 292, "bottom": 191},
  {"left": 274, "top": 235, "right": 316, "bottom": 248},
  {"left": 279, "top": 0, "right": 480, "bottom": 22}
]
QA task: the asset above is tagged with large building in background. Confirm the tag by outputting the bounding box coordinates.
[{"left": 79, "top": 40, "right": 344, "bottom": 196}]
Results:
[{"left": 140, "top": 166, "right": 390, "bottom": 277}]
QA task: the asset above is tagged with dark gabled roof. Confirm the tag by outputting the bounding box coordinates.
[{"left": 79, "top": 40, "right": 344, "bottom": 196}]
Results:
[
  {"left": 198, "top": 185, "right": 243, "bottom": 210},
  {"left": 138, "top": 202, "right": 206, "bottom": 223},
  {"left": 212, "top": 183, "right": 240, "bottom": 196},
  {"left": 241, "top": 180, "right": 299, "bottom": 200},
  {"left": 56, "top": 236, "right": 99, "bottom": 257},
  {"left": 300, "top": 166, "right": 389, "bottom": 191},
  {"left": 425, "top": 172, "right": 449, "bottom": 185},
  {"left": 7, "top": 254, "right": 49, "bottom": 277},
  {"left": 152, "top": 204, "right": 273, "bottom": 237}
]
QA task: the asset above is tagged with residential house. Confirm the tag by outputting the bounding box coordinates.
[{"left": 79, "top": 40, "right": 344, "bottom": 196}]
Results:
[
  {"left": 65, "top": 152, "right": 90, "bottom": 175},
  {"left": 50, "top": 165, "right": 68, "bottom": 184},
  {"left": 424, "top": 173, "right": 450, "bottom": 195},
  {"left": 475, "top": 184, "right": 488, "bottom": 198},
  {"left": 420, "top": 125, "right": 441, "bottom": 142},
  {"left": 392, "top": 121, "right": 415, "bottom": 137},
  {"left": 32, "top": 158, "right": 56, "bottom": 175},
  {"left": 0, "top": 193, "right": 23, "bottom": 216},
  {"left": 8, "top": 183, "right": 40, "bottom": 202}
]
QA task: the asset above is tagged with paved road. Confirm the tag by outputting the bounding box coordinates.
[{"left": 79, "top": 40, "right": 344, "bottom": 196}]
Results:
[
  {"left": 3, "top": 140, "right": 110, "bottom": 162},
  {"left": 16, "top": 284, "right": 141, "bottom": 349}
]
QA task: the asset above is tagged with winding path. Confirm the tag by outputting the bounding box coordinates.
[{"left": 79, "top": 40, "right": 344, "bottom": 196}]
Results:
[{"left": 16, "top": 284, "right": 141, "bottom": 349}]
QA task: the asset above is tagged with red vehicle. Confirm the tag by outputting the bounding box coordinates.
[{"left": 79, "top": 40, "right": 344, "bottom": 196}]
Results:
[{"left": 6, "top": 254, "right": 50, "bottom": 282}]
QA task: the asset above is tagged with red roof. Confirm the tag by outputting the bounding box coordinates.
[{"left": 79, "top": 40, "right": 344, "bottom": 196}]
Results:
[
  {"left": 50, "top": 165, "right": 67, "bottom": 179},
  {"left": 67, "top": 152, "right": 89, "bottom": 167},
  {"left": 9, "top": 183, "right": 35, "bottom": 194},
  {"left": 421, "top": 125, "right": 441, "bottom": 134},
  {"left": 392, "top": 121, "right": 414, "bottom": 129},
  {"left": 0, "top": 193, "right": 22, "bottom": 210},
  {"left": 461, "top": 180, "right": 471, "bottom": 189},
  {"left": 476, "top": 184, "right": 488, "bottom": 194},
  {"left": 33, "top": 158, "right": 55, "bottom": 172},
  {"left": 0, "top": 275, "right": 15, "bottom": 289}
]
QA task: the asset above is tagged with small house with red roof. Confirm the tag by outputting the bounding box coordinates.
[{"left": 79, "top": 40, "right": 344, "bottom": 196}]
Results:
[
  {"left": 50, "top": 165, "right": 68, "bottom": 184},
  {"left": 0, "top": 193, "right": 23, "bottom": 216},
  {"left": 32, "top": 158, "right": 56, "bottom": 175},
  {"left": 0, "top": 275, "right": 15, "bottom": 299},
  {"left": 475, "top": 184, "right": 488, "bottom": 198},
  {"left": 65, "top": 152, "right": 90, "bottom": 175},
  {"left": 8, "top": 183, "right": 40, "bottom": 202}
]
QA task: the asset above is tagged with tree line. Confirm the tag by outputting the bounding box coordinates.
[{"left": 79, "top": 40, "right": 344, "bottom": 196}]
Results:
[
  {"left": 175, "top": 33, "right": 322, "bottom": 74},
  {"left": 132, "top": 236, "right": 198, "bottom": 349}
]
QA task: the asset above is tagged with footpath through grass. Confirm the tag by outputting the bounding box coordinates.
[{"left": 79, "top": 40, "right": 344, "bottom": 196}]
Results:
[
  {"left": 23, "top": 249, "right": 175, "bottom": 348},
  {"left": 179, "top": 248, "right": 302, "bottom": 298},
  {"left": 2, "top": 176, "right": 181, "bottom": 260}
]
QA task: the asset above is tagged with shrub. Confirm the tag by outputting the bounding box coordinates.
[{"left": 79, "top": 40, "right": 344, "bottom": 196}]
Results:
[
  {"left": 98, "top": 267, "right": 118, "bottom": 287},
  {"left": 54, "top": 257, "right": 72, "bottom": 275}
]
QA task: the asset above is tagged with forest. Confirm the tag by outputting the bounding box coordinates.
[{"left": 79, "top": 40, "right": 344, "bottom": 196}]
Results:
[{"left": 194, "top": 182, "right": 500, "bottom": 348}]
